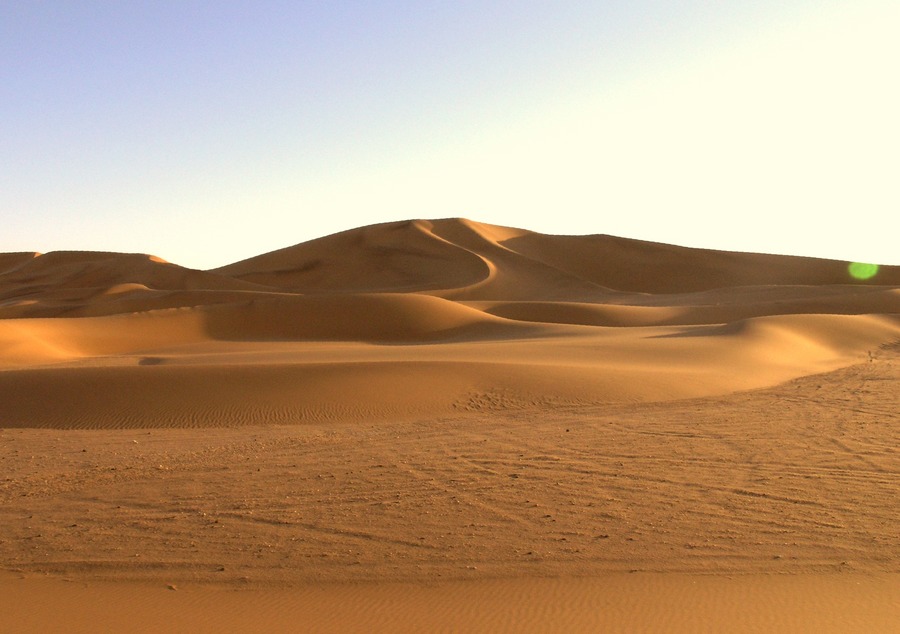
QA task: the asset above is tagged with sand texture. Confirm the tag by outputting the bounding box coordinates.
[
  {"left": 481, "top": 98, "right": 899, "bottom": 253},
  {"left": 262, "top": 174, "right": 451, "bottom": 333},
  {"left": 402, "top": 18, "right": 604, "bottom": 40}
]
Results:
[{"left": 1, "top": 218, "right": 898, "bottom": 631}]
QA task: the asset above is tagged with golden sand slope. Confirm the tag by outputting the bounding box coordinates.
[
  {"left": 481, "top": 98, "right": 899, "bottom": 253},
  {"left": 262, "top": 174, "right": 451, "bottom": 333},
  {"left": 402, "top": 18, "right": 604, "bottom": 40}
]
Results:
[{"left": 0, "top": 218, "right": 897, "bottom": 428}]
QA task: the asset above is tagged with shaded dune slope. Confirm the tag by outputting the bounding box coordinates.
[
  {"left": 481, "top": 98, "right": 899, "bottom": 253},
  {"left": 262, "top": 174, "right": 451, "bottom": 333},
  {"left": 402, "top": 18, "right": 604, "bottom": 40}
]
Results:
[
  {"left": 216, "top": 218, "right": 899, "bottom": 298},
  {"left": 0, "top": 251, "right": 267, "bottom": 318},
  {"left": 501, "top": 232, "right": 898, "bottom": 293},
  {"left": 214, "top": 219, "right": 494, "bottom": 294},
  {"left": 1, "top": 218, "right": 898, "bottom": 428}
]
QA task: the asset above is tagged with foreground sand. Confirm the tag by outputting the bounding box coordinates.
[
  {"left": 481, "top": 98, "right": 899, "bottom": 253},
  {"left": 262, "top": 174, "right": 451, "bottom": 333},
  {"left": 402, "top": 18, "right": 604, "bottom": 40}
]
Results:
[
  {"left": 2, "top": 350, "right": 899, "bottom": 583},
  {"left": 1, "top": 351, "right": 898, "bottom": 631},
  {"left": 1, "top": 219, "right": 898, "bottom": 630},
  {"left": 3, "top": 572, "right": 898, "bottom": 633}
]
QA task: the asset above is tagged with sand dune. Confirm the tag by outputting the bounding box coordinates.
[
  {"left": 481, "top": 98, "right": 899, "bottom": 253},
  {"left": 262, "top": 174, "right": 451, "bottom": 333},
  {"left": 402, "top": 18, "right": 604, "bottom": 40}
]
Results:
[
  {"left": 217, "top": 218, "right": 900, "bottom": 297},
  {"left": 214, "top": 219, "right": 495, "bottom": 293},
  {"left": 0, "top": 250, "right": 268, "bottom": 319},
  {"left": 1, "top": 218, "right": 898, "bottom": 631},
  {"left": 1, "top": 218, "right": 897, "bottom": 427},
  {"left": 480, "top": 287, "right": 900, "bottom": 327}
]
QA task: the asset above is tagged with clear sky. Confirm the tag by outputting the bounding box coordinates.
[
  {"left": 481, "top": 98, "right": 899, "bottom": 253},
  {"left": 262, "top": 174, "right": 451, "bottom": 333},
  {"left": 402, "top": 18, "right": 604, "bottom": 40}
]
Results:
[{"left": 2, "top": 1, "right": 897, "bottom": 269}]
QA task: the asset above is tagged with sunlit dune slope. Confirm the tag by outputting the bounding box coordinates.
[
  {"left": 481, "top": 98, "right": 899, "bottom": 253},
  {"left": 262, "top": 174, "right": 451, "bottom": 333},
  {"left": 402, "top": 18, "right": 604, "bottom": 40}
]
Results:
[
  {"left": 0, "top": 311, "right": 897, "bottom": 428},
  {"left": 0, "top": 293, "right": 540, "bottom": 368},
  {"left": 0, "top": 218, "right": 897, "bottom": 428}
]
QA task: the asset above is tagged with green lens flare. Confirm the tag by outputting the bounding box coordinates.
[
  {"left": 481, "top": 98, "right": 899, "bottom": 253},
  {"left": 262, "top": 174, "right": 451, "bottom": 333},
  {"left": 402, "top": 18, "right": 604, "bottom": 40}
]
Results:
[{"left": 848, "top": 262, "right": 879, "bottom": 280}]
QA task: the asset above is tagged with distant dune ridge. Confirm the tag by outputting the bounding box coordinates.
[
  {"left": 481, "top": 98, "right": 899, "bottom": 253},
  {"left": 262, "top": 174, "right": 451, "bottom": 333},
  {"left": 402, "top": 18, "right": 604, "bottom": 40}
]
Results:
[{"left": 0, "top": 217, "right": 897, "bottom": 428}]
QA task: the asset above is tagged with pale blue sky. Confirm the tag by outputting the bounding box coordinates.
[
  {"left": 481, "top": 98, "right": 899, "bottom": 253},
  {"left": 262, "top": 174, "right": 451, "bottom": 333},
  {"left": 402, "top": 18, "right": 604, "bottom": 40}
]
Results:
[{"left": 2, "top": 1, "right": 897, "bottom": 268}]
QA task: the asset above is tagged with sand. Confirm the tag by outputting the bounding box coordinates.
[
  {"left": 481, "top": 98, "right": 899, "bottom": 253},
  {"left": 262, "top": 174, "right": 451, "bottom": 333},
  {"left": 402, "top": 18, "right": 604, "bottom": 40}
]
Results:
[{"left": 1, "top": 218, "right": 898, "bottom": 631}]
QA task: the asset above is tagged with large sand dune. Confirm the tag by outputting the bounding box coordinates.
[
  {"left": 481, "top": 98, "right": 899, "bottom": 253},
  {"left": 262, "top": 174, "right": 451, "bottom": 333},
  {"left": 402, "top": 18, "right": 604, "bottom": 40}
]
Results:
[
  {"left": 1, "top": 218, "right": 898, "bottom": 631},
  {"left": 1, "top": 218, "right": 897, "bottom": 428}
]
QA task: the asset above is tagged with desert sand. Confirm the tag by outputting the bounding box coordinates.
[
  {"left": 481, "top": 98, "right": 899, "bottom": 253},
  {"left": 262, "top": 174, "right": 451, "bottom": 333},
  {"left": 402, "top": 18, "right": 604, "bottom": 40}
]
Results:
[{"left": 1, "top": 218, "right": 898, "bottom": 632}]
